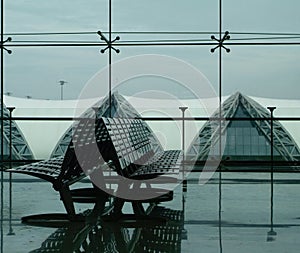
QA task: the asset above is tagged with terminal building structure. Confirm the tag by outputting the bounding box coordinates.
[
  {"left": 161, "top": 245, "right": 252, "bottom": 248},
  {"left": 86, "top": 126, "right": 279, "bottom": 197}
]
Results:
[{"left": 2, "top": 92, "right": 300, "bottom": 169}]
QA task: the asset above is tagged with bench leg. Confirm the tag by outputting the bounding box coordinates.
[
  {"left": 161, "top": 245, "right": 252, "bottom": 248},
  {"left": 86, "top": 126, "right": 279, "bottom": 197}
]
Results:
[
  {"left": 59, "top": 185, "right": 77, "bottom": 220},
  {"left": 112, "top": 197, "right": 125, "bottom": 217},
  {"left": 132, "top": 202, "right": 146, "bottom": 216},
  {"left": 90, "top": 187, "right": 110, "bottom": 218}
]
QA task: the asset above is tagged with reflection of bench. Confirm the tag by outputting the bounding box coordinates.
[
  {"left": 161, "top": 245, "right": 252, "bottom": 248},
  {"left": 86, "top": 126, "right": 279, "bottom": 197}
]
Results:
[
  {"left": 134, "top": 206, "right": 183, "bottom": 252},
  {"left": 8, "top": 117, "right": 113, "bottom": 222},
  {"left": 98, "top": 117, "right": 182, "bottom": 220},
  {"left": 29, "top": 207, "right": 183, "bottom": 253}
]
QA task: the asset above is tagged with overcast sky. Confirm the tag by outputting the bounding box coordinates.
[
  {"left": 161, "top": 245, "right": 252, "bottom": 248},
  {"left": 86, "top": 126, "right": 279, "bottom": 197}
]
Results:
[{"left": 2, "top": 0, "right": 300, "bottom": 100}]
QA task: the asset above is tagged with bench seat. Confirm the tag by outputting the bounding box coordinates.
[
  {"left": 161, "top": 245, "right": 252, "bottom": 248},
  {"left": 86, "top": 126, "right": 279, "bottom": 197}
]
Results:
[
  {"left": 9, "top": 156, "right": 64, "bottom": 183},
  {"left": 131, "top": 150, "right": 182, "bottom": 178},
  {"left": 99, "top": 117, "right": 183, "bottom": 221}
]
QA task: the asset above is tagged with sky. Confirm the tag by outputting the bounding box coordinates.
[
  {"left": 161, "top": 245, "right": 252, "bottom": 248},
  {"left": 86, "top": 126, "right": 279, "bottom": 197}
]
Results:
[{"left": 1, "top": 0, "right": 300, "bottom": 100}]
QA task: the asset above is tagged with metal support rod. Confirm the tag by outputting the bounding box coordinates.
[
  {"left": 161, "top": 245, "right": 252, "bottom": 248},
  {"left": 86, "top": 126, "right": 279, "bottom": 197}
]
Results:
[
  {"left": 7, "top": 107, "right": 15, "bottom": 236},
  {"left": 267, "top": 106, "right": 277, "bottom": 241},
  {"left": 179, "top": 106, "right": 188, "bottom": 186},
  {"left": 179, "top": 106, "right": 188, "bottom": 240},
  {"left": 218, "top": 1, "right": 222, "bottom": 252},
  {"left": 218, "top": 1, "right": 224, "bottom": 252},
  {"left": 1, "top": 0, "right": 5, "bottom": 250},
  {"left": 209, "top": 10, "right": 230, "bottom": 248},
  {"left": 97, "top": 1, "right": 120, "bottom": 118},
  {"left": 109, "top": 0, "right": 112, "bottom": 117}
]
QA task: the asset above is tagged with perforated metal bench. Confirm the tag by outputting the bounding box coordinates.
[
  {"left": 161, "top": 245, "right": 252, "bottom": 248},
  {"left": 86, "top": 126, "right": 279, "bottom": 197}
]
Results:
[
  {"left": 8, "top": 115, "right": 182, "bottom": 222},
  {"left": 98, "top": 117, "right": 183, "bottom": 221},
  {"left": 102, "top": 117, "right": 182, "bottom": 178},
  {"left": 8, "top": 117, "right": 113, "bottom": 222}
]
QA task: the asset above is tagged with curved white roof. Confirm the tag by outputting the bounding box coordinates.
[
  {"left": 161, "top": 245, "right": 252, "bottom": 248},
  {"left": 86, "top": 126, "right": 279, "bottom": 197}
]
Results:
[
  {"left": 4, "top": 94, "right": 300, "bottom": 159},
  {"left": 4, "top": 95, "right": 98, "bottom": 159}
]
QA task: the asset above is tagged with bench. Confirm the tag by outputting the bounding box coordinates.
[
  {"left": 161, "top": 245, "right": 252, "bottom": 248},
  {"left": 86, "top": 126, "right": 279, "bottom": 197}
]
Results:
[
  {"left": 8, "top": 115, "right": 182, "bottom": 222},
  {"left": 7, "top": 116, "right": 113, "bottom": 222},
  {"left": 95, "top": 117, "right": 183, "bottom": 221}
]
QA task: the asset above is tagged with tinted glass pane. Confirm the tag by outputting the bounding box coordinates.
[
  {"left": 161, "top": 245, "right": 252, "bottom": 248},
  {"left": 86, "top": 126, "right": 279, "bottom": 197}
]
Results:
[{"left": 244, "top": 145, "right": 251, "bottom": 155}]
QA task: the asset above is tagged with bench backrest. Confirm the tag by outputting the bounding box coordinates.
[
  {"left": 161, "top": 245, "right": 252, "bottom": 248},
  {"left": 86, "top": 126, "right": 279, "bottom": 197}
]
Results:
[
  {"left": 57, "top": 117, "right": 113, "bottom": 185},
  {"left": 101, "top": 117, "right": 162, "bottom": 177},
  {"left": 58, "top": 115, "right": 163, "bottom": 183}
]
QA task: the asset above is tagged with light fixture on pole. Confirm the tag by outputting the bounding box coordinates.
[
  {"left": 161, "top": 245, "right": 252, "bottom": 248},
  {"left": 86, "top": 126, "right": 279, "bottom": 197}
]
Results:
[
  {"left": 1, "top": 34, "right": 13, "bottom": 253},
  {"left": 7, "top": 107, "right": 15, "bottom": 236},
  {"left": 179, "top": 106, "right": 188, "bottom": 189},
  {"left": 267, "top": 106, "right": 277, "bottom": 241},
  {"left": 58, "top": 80, "right": 68, "bottom": 100},
  {"left": 179, "top": 106, "right": 188, "bottom": 240}
]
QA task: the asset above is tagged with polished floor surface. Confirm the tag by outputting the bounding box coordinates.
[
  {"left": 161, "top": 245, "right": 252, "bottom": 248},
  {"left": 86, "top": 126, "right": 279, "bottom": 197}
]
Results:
[{"left": 1, "top": 172, "right": 300, "bottom": 252}]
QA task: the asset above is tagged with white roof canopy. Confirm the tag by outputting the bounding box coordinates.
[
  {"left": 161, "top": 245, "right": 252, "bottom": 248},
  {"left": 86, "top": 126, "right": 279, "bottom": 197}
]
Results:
[{"left": 4, "top": 94, "right": 300, "bottom": 159}]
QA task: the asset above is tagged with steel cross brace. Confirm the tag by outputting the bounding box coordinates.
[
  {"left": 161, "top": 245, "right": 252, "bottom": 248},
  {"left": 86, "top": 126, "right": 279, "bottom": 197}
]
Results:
[
  {"left": 97, "top": 31, "right": 120, "bottom": 54},
  {"left": 211, "top": 31, "right": 230, "bottom": 53},
  {"left": 0, "top": 37, "right": 12, "bottom": 54}
]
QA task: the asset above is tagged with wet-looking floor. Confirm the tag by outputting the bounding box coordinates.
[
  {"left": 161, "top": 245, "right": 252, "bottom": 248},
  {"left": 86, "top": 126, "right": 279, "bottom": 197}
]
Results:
[{"left": 1, "top": 172, "right": 300, "bottom": 253}]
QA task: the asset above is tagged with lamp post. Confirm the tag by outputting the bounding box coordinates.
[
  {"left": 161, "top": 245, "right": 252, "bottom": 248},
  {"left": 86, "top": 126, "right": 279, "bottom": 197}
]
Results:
[
  {"left": 267, "top": 106, "right": 276, "bottom": 241},
  {"left": 58, "top": 80, "right": 67, "bottom": 100},
  {"left": 179, "top": 106, "right": 188, "bottom": 240},
  {"left": 7, "top": 107, "right": 15, "bottom": 235},
  {"left": 179, "top": 107, "right": 188, "bottom": 173}
]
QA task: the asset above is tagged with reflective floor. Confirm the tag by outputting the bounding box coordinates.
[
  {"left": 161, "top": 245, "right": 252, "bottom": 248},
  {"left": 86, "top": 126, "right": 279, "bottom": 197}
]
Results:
[{"left": 1, "top": 172, "right": 300, "bottom": 252}]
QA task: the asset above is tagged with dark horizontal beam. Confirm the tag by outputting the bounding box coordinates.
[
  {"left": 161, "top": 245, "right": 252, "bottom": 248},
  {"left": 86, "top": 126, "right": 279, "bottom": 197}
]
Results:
[
  {"left": 4, "top": 41, "right": 300, "bottom": 48},
  {"left": 192, "top": 168, "right": 300, "bottom": 173},
  {"left": 4, "top": 31, "right": 300, "bottom": 36},
  {"left": 1, "top": 159, "right": 300, "bottom": 167},
  {"left": 189, "top": 160, "right": 300, "bottom": 167},
  {"left": 138, "top": 117, "right": 300, "bottom": 121},
  {"left": 0, "top": 116, "right": 300, "bottom": 121}
]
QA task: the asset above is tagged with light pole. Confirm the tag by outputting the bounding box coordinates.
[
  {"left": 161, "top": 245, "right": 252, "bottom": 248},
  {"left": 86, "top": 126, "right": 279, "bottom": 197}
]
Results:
[
  {"left": 267, "top": 106, "right": 276, "bottom": 241},
  {"left": 58, "top": 80, "right": 68, "bottom": 100},
  {"left": 179, "top": 106, "right": 188, "bottom": 240},
  {"left": 7, "top": 107, "right": 15, "bottom": 235}
]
